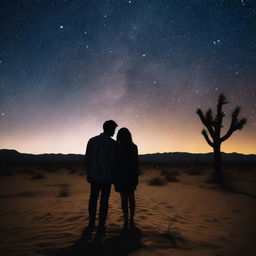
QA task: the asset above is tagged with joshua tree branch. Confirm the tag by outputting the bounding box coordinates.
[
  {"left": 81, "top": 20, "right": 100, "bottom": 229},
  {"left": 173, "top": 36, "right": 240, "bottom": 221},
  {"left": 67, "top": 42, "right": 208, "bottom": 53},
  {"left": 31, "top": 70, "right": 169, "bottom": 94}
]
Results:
[
  {"left": 215, "top": 94, "right": 227, "bottom": 130},
  {"left": 202, "top": 129, "right": 214, "bottom": 147},
  {"left": 221, "top": 113, "right": 247, "bottom": 142},
  {"left": 197, "top": 109, "right": 215, "bottom": 139},
  {"left": 206, "top": 109, "right": 214, "bottom": 124},
  {"left": 235, "top": 118, "right": 247, "bottom": 130},
  {"left": 221, "top": 127, "right": 235, "bottom": 142}
]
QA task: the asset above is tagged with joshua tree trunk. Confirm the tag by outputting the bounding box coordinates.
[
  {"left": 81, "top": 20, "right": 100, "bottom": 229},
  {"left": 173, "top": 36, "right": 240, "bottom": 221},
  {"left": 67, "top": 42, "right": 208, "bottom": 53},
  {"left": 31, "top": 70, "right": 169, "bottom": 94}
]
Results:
[
  {"left": 197, "top": 94, "right": 246, "bottom": 184},
  {"left": 213, "top": 144, "right": 221, "bottom": 183}
]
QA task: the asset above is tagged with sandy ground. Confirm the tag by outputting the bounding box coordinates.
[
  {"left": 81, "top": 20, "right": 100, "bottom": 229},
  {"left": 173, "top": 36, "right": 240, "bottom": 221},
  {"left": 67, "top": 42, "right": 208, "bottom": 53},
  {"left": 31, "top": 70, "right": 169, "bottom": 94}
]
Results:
[{"left": 0, "top": 166, "right": 256, "bottom": 256}]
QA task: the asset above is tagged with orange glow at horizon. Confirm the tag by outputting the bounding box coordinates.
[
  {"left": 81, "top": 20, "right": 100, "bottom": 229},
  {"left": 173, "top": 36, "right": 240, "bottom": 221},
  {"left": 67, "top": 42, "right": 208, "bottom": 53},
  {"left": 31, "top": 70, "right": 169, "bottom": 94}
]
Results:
[{"left": 1, "top": 114, "right": 255, "bottom": 155}]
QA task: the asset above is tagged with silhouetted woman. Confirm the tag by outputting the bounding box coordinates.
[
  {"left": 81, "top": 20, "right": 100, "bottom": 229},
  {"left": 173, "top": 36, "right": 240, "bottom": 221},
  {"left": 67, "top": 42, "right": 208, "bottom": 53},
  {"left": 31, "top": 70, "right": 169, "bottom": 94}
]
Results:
[{"left": 114, "top": 128, "right": 139, "bottom": 230}]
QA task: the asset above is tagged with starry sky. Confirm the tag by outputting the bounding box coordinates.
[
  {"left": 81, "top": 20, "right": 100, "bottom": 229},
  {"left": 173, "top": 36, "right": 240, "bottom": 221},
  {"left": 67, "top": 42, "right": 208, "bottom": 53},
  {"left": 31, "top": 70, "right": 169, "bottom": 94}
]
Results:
[{"left": 0, "top": 0, "right": 255, "bottom": 154}]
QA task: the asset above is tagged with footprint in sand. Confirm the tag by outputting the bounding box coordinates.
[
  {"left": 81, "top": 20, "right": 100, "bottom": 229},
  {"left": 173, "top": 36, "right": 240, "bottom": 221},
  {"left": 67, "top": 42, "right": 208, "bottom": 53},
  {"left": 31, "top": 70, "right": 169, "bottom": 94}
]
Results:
[
  {"left": 232, "top": 209, "right": 241, "bottom": 213},
  {"left": 138, "top": 215, "right": 147, "bottom": 220}
]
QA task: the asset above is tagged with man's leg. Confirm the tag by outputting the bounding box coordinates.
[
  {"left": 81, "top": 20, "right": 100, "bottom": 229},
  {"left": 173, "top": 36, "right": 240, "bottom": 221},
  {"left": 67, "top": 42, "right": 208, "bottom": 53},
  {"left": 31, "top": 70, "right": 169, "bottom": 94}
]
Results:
[
  {"left": 98, "top": 182, "right": 111, "bottom": 229},
  {"left": 88, "top": 181, "right": 100, "bottom": 228}
]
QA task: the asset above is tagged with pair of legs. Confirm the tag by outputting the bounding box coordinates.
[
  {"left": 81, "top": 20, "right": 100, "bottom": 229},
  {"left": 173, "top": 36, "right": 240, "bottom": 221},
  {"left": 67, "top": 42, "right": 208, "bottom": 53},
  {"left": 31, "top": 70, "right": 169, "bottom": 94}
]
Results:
[
  {"left": 88, "top": 180, "right": 112, "bottom": 231},
  {"left": 120, "top": 191, "right": 136, "bottom": 229}
]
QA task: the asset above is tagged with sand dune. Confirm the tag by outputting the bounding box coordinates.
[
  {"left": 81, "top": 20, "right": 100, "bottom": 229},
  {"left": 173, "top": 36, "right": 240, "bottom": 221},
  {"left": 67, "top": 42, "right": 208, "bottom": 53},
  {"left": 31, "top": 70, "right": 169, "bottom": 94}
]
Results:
[{"left": 0, "top": 166, "right": 255, "bottom": 256}]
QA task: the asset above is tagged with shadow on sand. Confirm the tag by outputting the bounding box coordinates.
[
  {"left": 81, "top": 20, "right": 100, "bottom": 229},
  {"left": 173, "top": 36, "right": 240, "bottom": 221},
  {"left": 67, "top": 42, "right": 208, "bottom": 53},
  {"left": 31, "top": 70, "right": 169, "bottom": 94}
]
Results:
[
  {"left": 222, "top": 185, "right": 256, "bottom": 199},
  {"left": 38, "top": 226, "right": 143, "bottom": 256}
]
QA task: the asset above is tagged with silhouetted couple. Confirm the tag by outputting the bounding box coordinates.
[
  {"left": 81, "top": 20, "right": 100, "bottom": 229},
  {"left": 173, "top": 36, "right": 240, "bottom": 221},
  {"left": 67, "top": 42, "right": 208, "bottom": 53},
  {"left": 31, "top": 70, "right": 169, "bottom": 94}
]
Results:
[{"left": 84, "top": 120, "right": 139, "bottom": 237}]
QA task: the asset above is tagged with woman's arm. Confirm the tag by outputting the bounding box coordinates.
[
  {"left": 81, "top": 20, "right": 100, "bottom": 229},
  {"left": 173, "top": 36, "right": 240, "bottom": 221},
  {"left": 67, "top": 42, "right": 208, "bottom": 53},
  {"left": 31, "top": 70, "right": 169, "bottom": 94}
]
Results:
[{"left": 133, "top": 144, "right": 139, "bottom": 176}]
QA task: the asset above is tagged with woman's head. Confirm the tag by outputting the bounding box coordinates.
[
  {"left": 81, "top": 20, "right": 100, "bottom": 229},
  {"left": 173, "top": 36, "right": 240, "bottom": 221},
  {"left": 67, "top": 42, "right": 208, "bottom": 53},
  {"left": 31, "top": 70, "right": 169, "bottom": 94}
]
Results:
[{"left": 117, "top": 127, "right": 133, "bottom": 143}]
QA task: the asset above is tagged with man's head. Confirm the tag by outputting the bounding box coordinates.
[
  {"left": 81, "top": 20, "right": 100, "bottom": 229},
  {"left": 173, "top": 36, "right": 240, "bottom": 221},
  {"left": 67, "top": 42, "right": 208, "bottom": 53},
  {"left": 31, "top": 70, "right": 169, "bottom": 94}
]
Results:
[{"left": 103, "top": 120, "right": 118, "bottom": 137}]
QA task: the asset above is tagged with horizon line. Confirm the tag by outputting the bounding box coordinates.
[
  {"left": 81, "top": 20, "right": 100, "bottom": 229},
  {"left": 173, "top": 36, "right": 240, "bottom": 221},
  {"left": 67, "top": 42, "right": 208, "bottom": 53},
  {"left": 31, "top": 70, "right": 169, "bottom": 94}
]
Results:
[{"left": 1, "top": 148, "right": 255, "bottom": 156}]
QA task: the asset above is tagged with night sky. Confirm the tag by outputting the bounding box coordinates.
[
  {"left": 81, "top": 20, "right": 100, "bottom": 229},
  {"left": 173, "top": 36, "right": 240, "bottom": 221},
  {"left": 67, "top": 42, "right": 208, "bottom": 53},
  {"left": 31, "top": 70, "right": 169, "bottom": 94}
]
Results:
[{"left": 0, "top": 0, "right": 255, "bottom": 154}]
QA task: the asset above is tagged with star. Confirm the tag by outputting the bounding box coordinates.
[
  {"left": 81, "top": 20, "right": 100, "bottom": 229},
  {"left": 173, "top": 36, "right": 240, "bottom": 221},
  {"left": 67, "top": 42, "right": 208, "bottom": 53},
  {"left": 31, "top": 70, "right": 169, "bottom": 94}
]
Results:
[
  {"left": 213, "top": 39, "right": 220, "bottom": 45},
  {"left": 0, "top": 0, "right": 255, "bottom": 155}
]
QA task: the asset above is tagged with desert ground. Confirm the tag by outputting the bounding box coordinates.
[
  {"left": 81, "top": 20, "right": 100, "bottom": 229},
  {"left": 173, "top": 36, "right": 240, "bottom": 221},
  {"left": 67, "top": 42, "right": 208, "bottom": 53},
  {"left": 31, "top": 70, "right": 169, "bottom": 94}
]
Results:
[{"left": 0, "top": 163, "right": 255, "bottom": 256}]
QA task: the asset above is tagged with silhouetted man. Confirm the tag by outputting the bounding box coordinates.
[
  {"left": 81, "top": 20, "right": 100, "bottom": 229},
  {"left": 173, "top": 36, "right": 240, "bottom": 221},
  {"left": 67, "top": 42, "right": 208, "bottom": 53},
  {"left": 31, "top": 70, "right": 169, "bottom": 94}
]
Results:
[{"left": 85, "top": 120, "right": 118, "bottom": 235}]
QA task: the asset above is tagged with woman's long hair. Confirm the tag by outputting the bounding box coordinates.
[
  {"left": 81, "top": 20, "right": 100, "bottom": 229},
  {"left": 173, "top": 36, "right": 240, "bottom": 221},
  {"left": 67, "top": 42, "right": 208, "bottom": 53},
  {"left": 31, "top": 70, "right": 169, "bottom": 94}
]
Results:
[{"left": 117, "top": 127, "right": 133, "bottom": 144}]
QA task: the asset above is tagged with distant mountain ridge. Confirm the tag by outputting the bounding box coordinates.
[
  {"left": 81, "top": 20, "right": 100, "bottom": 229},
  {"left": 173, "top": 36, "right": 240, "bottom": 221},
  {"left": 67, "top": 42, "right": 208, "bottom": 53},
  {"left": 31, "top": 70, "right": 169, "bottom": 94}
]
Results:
[
  {"left": 0, "top": 149, "right": 83, "bottom": 163},
  {"left": 0, "top": 149, "right": 256, "bottom": 163},
  {"left": 139, "top": 152, "right": 256, "bottom": 163}
]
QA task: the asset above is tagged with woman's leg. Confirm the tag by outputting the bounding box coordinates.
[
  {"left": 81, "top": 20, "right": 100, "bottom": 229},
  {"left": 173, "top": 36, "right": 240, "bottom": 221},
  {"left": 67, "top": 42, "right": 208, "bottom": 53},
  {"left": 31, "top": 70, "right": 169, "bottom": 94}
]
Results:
[
  {"left": 128, "top": 191, "right": 135, "bottom": 226},
  {"left": 120, "top": 193, "right": 129, "bottom": 228}
]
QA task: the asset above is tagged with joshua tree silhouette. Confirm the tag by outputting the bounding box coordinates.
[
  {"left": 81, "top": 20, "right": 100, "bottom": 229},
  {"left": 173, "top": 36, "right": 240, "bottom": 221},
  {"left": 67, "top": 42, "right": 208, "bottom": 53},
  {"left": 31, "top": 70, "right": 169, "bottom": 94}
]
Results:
[{"left": 197, "top": 94, "right": 247, "bottom": 183}]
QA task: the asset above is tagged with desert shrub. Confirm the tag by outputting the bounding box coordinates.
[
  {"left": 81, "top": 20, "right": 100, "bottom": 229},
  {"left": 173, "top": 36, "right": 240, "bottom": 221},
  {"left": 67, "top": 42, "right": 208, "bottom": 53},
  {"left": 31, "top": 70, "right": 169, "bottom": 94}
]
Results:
[
  {"left": 58, "top": 184, "right": 70, "bottom": 197},
  {"left": 44, "top": 164, "right": 59, "bottom": 172},
  {"left": 165, "top": 172, "right": 179, "bottom": 182},
  {"left": 187, "top": 168, "right": 202, "bottom": 175},
  {"left": 0, "top": 170, "right": 13, "bottom": 176},
  {"left": 31, "top": 173, "right": 45, "bottom": 179},
  {"left": 69, "top": 169, "right": 77, "bottom": 174},
  {"left": 20, "top": 168, "right": 36, "bottom": 175},
  {"left": 171, "top": 170, "right": 180, "bottom": 176},
  {"left": 161, "top": 169, "right": 179, "bottom": 182},
  {"left": 148, "top": 177, "right": 166, "bottom": 186},
  {"left": 75, "top": 168, "right": 85, "bottom": 176}
]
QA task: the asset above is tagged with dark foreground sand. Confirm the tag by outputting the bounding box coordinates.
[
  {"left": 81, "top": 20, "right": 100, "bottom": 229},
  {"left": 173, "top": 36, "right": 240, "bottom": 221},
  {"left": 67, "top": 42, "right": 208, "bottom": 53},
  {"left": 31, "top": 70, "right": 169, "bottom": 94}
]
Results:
[{"left": 0, "top": 165, "right": 256, "bottom": 256}]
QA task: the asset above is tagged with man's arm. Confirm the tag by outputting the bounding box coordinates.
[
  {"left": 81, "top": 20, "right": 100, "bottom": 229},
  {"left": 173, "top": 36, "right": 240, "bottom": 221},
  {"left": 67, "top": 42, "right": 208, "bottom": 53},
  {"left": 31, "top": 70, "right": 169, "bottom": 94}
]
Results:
[
  {"left": 85, "top": 139, "right": 92, "bottom": 182},
  {"left": 135, "top": 145, "right": 139, "bottom": 175}
]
